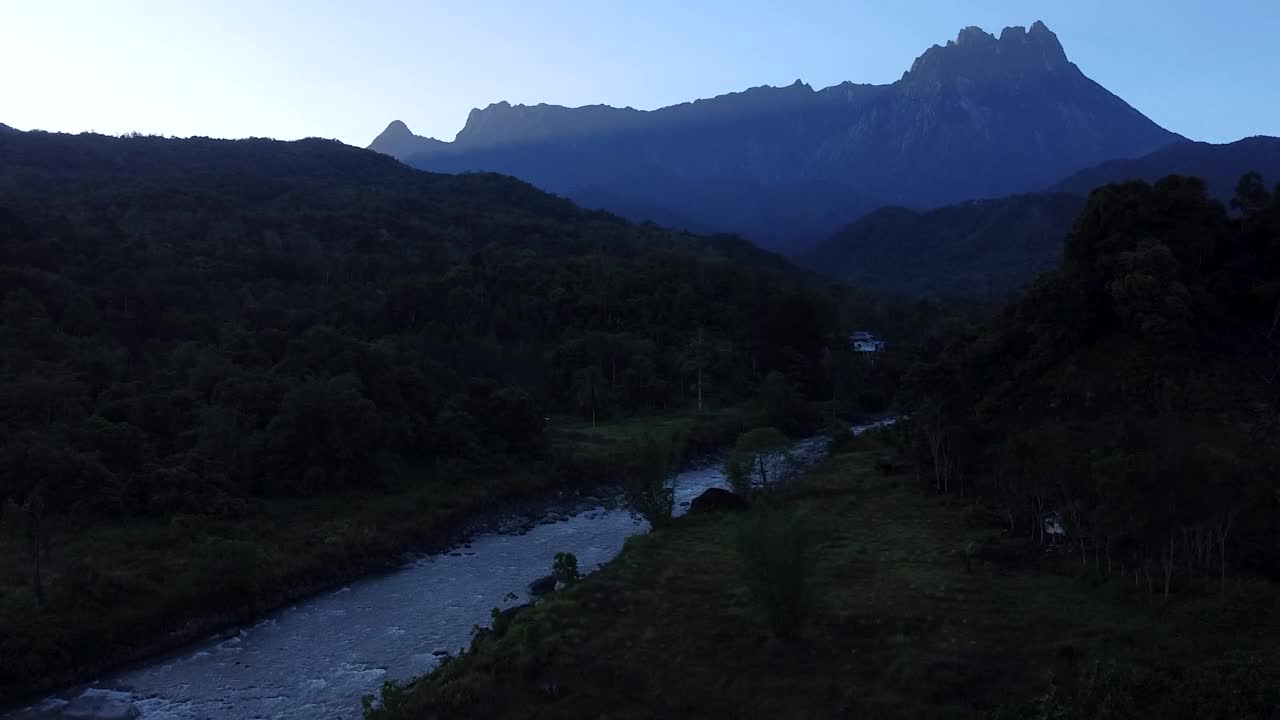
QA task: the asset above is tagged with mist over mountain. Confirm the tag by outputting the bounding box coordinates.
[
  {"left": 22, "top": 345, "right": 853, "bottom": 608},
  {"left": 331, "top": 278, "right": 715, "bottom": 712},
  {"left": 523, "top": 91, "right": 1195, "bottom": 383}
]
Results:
[{"left": 372, "top": 21, "right": 1177, "bottom": 253}]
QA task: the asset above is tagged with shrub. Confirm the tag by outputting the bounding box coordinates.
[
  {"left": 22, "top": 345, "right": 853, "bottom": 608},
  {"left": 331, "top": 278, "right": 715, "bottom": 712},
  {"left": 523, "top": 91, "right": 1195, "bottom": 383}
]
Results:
[
  {"left": 361, "top": 678, "right": 413, "bottom": 719},
  {"left": 728, "top": 427, "right": 793, "bottom": 492},
  {"left": 759, "top": 372, "right": 817, "bottom": 435},
  {"left": 725, "top": 455, "right": 752, "bottom": 496},
  {"left": 623, "top": 433, "right": 683, "bottom": 527},
  {"left": 823, "top": 415, "right": 860, "bottom": 453},
  {"left": 552, "top": 552, "right": 579, "bottom": 586},
  {"left": 733, "top": 506, "right": 816, "bottom": 639},
  {"left": 192, "top": 538, "right": 272, "bottom": 606},
  {"left": 1000, "top": 653, "right": 1280, "bottom": 720}
]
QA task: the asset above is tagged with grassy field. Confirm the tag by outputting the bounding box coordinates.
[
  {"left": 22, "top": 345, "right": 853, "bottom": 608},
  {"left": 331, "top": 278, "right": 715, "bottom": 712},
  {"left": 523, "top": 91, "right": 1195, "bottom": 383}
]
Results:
[
  {"left": 369, "top": 433, "right": 1279, "bottom": 719},
  {"left": 546, "top": 405, "right": 762, "bottom": 475},
  {"left": 0, "top": 406, "right": 757, "bottom": 708}
]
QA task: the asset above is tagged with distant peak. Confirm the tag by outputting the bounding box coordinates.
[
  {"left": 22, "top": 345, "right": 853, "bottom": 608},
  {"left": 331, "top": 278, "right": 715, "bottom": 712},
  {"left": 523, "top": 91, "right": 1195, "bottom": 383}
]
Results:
[
  {"left": 999, "top": 25, "right": 1027, "bottom": 41},
  {"left": 998, "top": 21, "right": 1064, "bottom": 51},
  {"left": 367, "top": 119, "right": 445, "bottom": 158},
  {"left": 955, "top": 26, "right": 996, "bottom": 46},
  {"left": 906, "top": 20, "right": 1071, "bottom": 80},
  {"left": 383, "top": 120, "right": 412, "bottom": 136}
]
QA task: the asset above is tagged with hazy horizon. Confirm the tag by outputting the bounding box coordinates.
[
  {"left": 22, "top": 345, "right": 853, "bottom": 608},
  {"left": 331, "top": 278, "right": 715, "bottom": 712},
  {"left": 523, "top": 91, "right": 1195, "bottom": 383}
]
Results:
[{"left": 3, "top": 0, "right": 1277, "bottom": 146}]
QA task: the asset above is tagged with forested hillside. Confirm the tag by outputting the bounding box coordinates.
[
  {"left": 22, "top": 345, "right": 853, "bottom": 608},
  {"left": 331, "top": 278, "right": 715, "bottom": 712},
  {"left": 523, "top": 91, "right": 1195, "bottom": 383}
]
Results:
[
  {"left": 0, "top": 130, "right": 922, "bottom": 702},
  {"left": 1051, "top": 136, "right": 1280, "bottom": 201},
  {"left": 800, "top": 194, "right": 1085, "bottom": 299},
  {"left": 801, "top": 139, "right": 1280, "bottom": 301},
  {"left": 363, "top": 172, "right": 1280, "bottom": 720},
  {"left": 902, "top": 172, "right": 1280, "bottom": 585},
  {"left": 0, "top": 130, "right": 843, "bottom": 516}
]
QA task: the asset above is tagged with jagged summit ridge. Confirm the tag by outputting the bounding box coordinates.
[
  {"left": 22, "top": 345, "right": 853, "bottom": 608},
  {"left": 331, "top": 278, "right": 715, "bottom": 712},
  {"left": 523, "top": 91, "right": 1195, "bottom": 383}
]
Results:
[
  {"left": 906, "top": 20, "right": 1069, "bottom": 79},
  {"left": 371, "top": 21, "right": 1175, "bottom": 253},
  {"left": 949, "top": 20, "right": 1061, "bottom": 47}
]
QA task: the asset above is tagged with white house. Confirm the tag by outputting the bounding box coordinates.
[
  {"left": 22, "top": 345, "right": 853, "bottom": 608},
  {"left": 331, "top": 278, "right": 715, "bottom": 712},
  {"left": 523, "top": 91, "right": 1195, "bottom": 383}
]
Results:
[{"left": 851, "top": 331, "right": 885, "bottom": 353}]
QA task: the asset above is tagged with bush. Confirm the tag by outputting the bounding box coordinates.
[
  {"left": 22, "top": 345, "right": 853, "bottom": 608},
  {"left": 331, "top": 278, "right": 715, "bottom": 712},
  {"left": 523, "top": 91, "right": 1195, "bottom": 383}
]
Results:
[
  {"left": 725, "top": 455, "right": 752, "bottom": 496},
  {"left": 1000, "top": 653, "right": 1280, "bottom": 720},
  {"left": 623, "top": 433, "right": 683, "bottom": 527},
  {"left": 733, "top": 506, "right": 816, "bottom": 639},
  {"left": 727, "top": 427, "right": 793, "bottom": 492},
  {"left": 759, "top": 372, "right": 817, "bottom": 435},
  {"left": 822, "top": 415, "right": 860, "bottom": 453},
  {"left": 191, "top": 538, "right": 272, "bottom": 606},
  {"left": 361, "top": 678, "right": 413, "bottom": 719},
  {"left": 552, "top": 552, "right": 579, "bottom": 586}
]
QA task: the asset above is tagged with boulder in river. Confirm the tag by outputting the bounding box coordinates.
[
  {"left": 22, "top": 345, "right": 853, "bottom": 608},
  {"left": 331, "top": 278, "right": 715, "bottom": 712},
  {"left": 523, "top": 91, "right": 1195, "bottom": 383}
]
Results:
[
  {"left": 528, "top": 575, "right": 557, "bottom": 596},
  {"left": 61, "top": 689, "right": 141, "bottom": 720},
  {"left": 689, "top": 488, "right": 751, "bottom": 514}
]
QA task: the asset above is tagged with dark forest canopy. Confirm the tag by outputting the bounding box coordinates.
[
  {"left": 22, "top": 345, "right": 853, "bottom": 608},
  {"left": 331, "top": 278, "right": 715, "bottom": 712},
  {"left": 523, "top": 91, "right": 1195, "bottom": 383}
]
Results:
[
  {"left": 800, "top": 193, "right": 1086, "bottom": 300},
  {"left": 901, "top": 172, "right": 1280, "bottom": 584},
  {"left": 799, "top": 137, "right": 1280, "bottom": 301},
  {"left": 1051, "top": 136, "right": 1280, "bottom": 201},
  {"left": 0, "top": 130, "right": 904, "bottom": 519}
]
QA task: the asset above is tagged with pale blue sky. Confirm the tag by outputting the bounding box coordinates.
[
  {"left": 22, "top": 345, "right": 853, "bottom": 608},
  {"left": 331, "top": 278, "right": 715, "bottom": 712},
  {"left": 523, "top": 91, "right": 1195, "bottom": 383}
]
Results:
[{"left": 1, "top": 1, "right": 1275, "bottom": 146}]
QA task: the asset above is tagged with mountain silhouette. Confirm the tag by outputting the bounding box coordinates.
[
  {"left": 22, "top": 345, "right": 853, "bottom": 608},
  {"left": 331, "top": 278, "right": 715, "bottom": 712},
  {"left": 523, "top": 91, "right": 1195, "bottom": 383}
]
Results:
[
  {"left": 371, "top": 22, "right": 1177, "bottom": 252},
  {"left": 1051, "top": 136, "right": 1280, "bottom": 200}
]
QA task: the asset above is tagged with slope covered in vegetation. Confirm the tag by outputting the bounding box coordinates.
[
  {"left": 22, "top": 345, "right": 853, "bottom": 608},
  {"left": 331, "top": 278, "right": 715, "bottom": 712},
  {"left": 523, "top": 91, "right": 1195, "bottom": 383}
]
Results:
[
  {"left": 1051, "top": 136, "right": 1280, "bottom": 202},
  {"left": 901, "top": 172, "right": 1280, "bottom": 587},
  {"left": 363, "top": 438, "right": 1278, "bottom": 719},
  {"left": 362, "top": 173, "right": 1280, "bottom": 719},
  {"left": 801, "top": 138, "right": 1280, "bottom": 302},
  {"left": 0, "top": 130, "right": 919, "bottom": 703},
  {"left": 0, "top": 131, "right": 843, "bottom": 514},
  {"left": 800, "top": 193, "right": 1085, "bottom": 300}
]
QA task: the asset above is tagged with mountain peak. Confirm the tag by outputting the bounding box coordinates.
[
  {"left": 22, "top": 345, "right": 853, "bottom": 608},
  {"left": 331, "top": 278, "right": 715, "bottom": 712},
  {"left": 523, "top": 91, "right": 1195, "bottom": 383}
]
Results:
[
  {"left": 383, "top": 119, "right": 412, "bottom": 136},
  {"left": 1000, "top": 20, "right": 1066, "bottom": 53},
  {"left": 905, "top": 20, "right": 1070, "bottom": 81},
  {"left": 373, "top": 19, "right": 1175, "bottom": 239},
  {"left": 954, "top": 26, "right": 997, "bottom": 47},
  {"left": 367, "top": 119, "right": 446, "bottom": 159}
]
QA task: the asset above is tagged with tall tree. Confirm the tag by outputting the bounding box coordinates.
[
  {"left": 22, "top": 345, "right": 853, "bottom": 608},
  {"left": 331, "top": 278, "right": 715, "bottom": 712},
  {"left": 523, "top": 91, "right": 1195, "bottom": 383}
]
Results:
[
  {"left": 1230, "top": 171, "right": 1269, "bottom": 215},
  {"left": 3, "top": 484, "right": 49, "bottom": 606}
]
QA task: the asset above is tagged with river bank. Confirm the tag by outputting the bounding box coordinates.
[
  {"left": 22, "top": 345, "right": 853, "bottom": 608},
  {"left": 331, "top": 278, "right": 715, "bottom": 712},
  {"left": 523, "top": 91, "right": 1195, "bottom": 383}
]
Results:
[
  {"left": 365, "top": 432, "right": 1279, "bottom": 719},
  {"left": 7, "top": 414, "right": 847, "bottom": 719},
  {"left": 0, "top": 406, "right": 763, "bottom": 712}
]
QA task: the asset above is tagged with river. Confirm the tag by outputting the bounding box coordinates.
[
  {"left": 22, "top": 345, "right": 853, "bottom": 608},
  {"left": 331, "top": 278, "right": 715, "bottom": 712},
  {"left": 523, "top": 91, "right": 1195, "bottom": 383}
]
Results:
[{"left": 13, "top": 420, "right": 893, "bottom": 720}]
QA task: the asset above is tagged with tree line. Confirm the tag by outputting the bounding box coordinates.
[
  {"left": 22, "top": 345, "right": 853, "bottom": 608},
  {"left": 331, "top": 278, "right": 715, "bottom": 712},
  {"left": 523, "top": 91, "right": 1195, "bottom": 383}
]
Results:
[
  {"left": 0, "top": 131, "right": 849, "bottom": 524},
  {"left": 898, "top": 172, "right": 1280, "bottom": 594}
]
